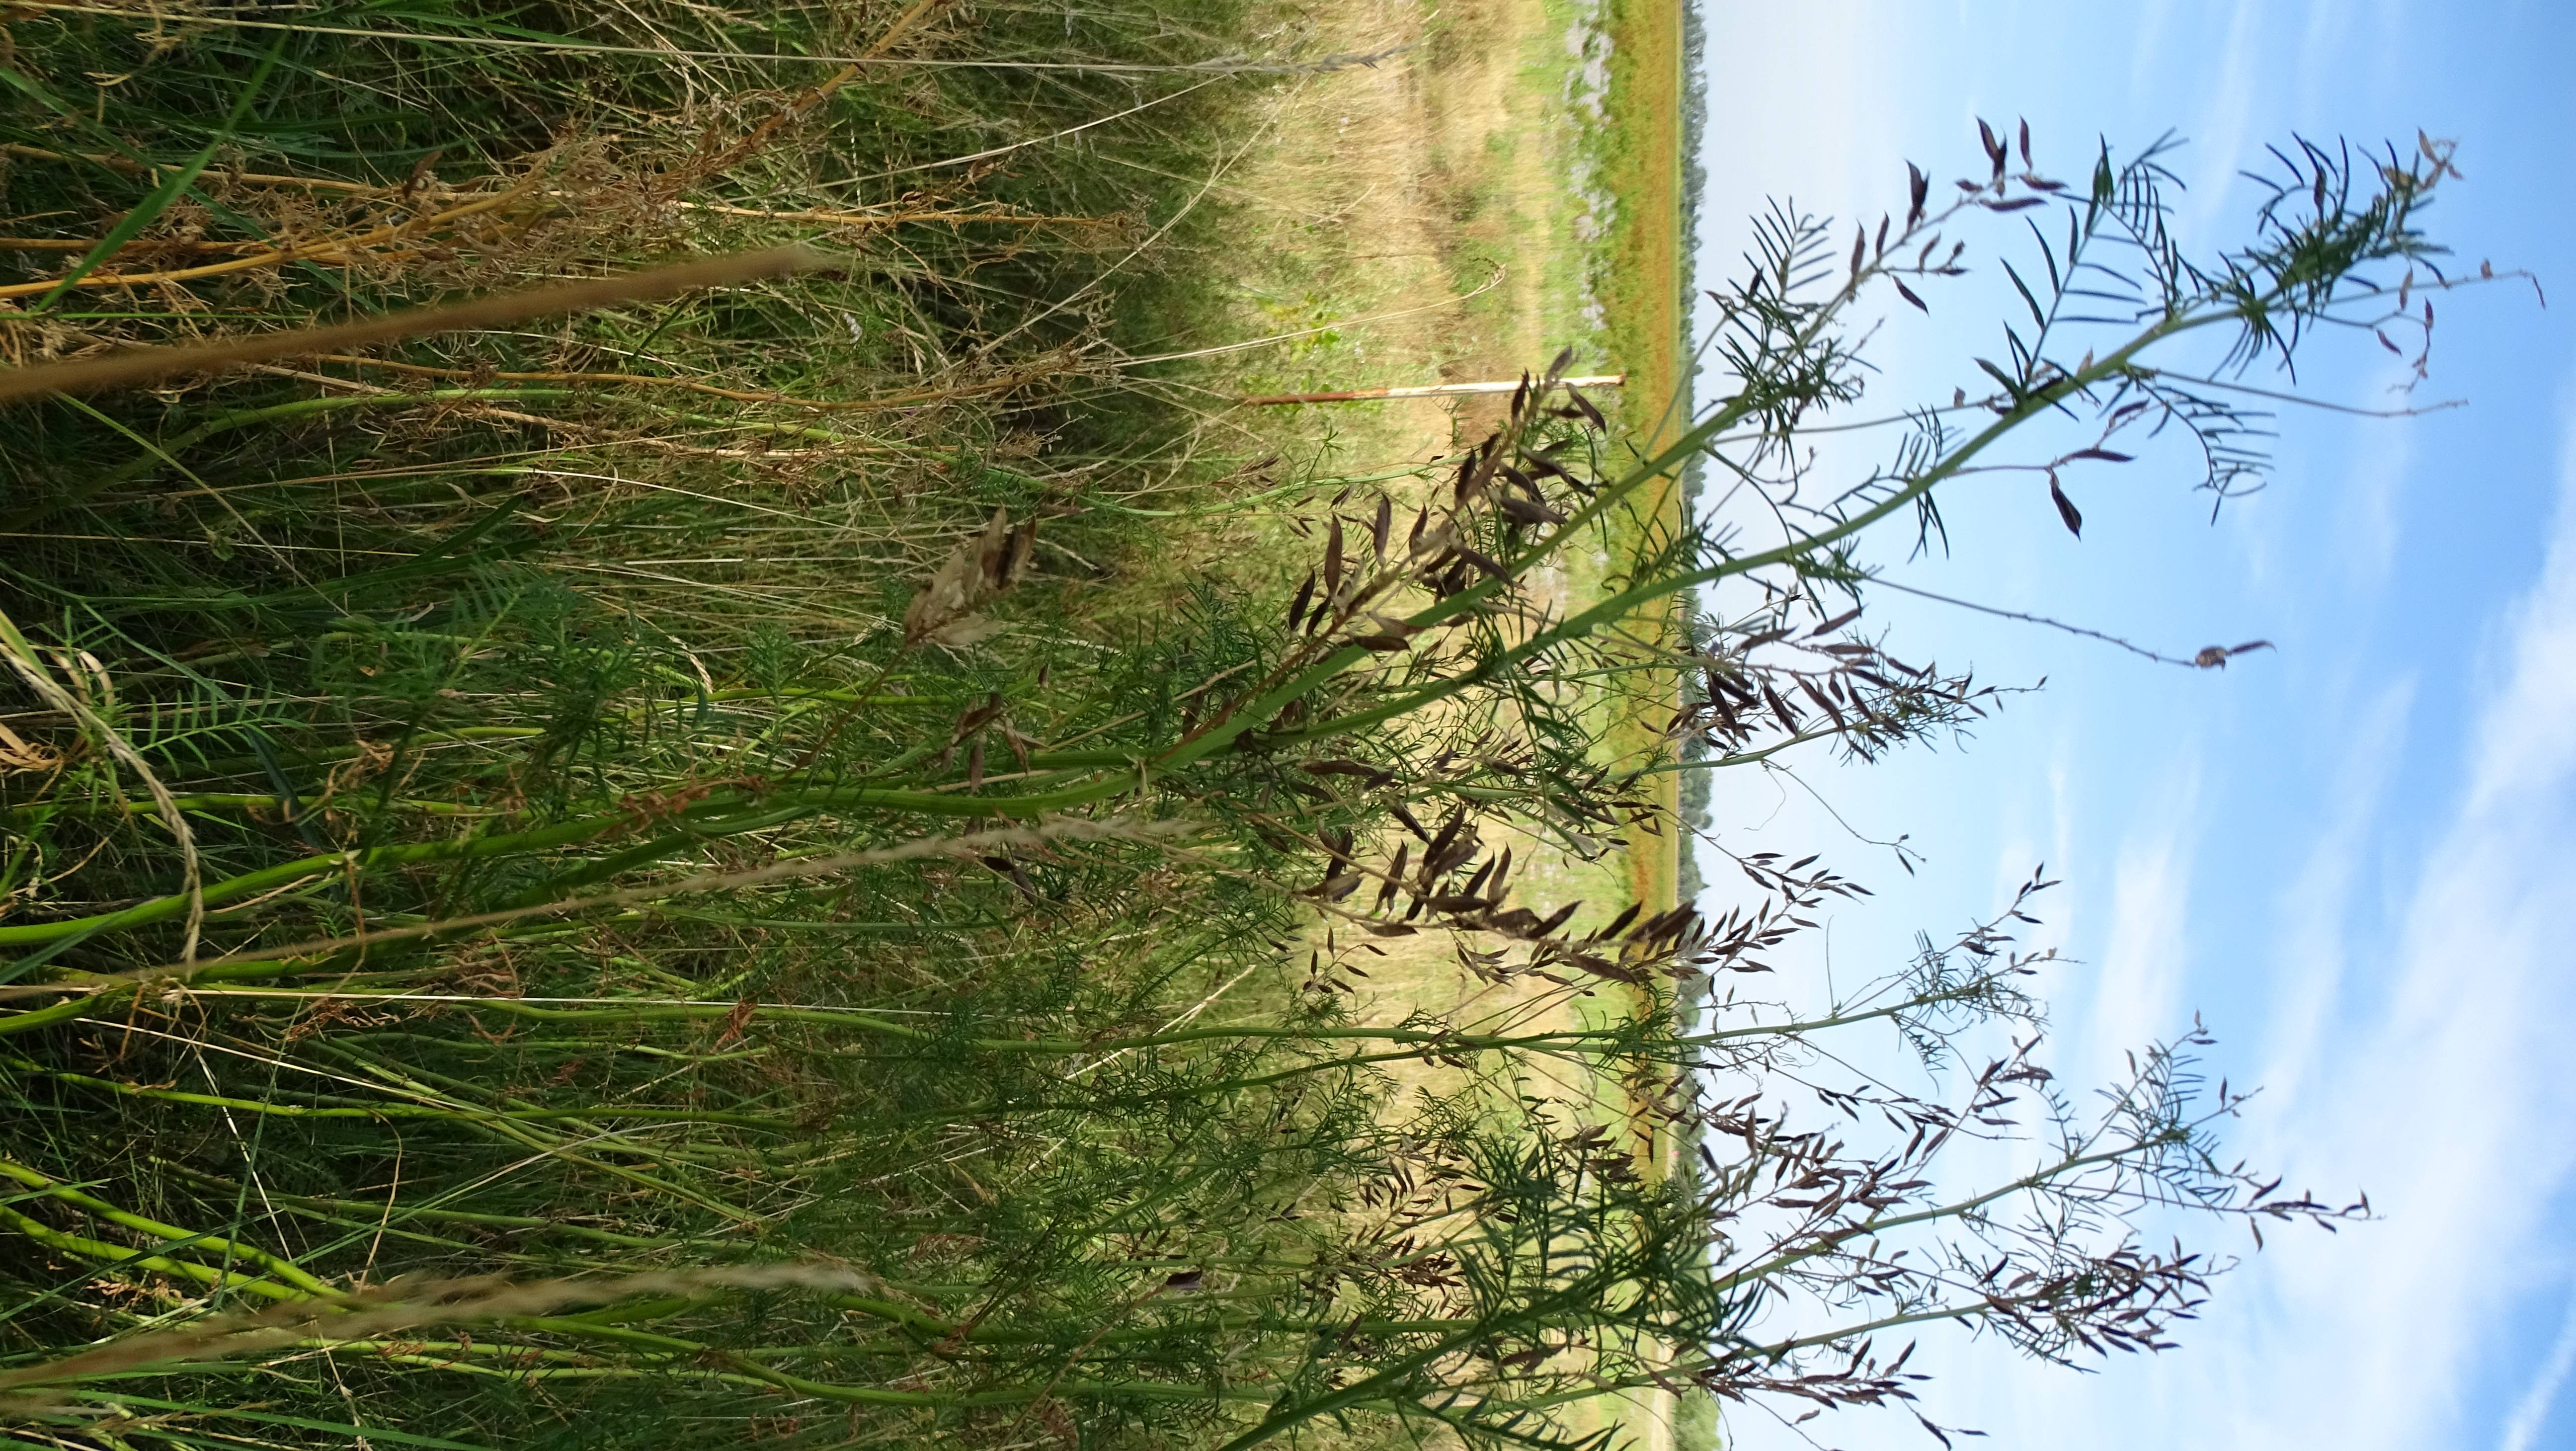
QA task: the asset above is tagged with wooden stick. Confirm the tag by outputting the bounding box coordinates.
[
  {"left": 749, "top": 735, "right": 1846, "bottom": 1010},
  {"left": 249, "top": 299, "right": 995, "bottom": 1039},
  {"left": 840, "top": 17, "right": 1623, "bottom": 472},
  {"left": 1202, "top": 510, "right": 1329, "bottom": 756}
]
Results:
[
  {"left": 0, "top": 246, "right": 825, "bottom": 403},
  {"left": 1239, "top": 374, "right": 1624, "bottom": 406}
]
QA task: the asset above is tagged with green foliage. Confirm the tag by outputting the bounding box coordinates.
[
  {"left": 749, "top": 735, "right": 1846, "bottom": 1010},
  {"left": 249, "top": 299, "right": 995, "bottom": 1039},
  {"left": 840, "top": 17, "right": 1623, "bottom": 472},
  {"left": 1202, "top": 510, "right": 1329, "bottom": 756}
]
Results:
[{"left": 0, "top": 4, "right": 2479, "bottom": 1446}]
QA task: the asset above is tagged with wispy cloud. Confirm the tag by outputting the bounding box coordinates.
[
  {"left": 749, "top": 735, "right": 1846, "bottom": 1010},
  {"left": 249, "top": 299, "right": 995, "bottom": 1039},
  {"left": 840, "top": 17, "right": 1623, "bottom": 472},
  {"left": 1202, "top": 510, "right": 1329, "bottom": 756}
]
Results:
[
  {"left": 1745, "top": 376, "right": 2576, "bottom": 1451},
  {"left": 2131, "top": 383, "right": 2576, "bottom": 1451},
  {"left": 2076, "top": 764, "right": 2200, "bottom": 1092},
  {"left": 2174, "top": 0, "right": 2265, "bottom": 244},
  {"left": 2501, "top": 1283, "right": 2576, "bottom": 1451},
  {"left": 2331, "top": 371, "right": 2424, "bottom": 590},
  {"left": 2242, "top": 676, "right": 2413, "bottom": 1114}
]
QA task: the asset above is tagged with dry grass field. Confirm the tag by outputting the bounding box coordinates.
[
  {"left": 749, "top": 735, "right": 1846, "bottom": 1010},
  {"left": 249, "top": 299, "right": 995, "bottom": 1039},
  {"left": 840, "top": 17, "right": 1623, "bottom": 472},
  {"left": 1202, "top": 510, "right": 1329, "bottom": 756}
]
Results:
[{"left": 1207, "top": 3, "right": 1701, "bottom": 1443}]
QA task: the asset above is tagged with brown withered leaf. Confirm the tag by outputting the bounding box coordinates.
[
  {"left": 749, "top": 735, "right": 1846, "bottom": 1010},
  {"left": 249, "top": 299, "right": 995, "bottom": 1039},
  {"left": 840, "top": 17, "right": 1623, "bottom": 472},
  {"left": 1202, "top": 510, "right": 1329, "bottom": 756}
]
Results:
[
  {"left": 903, "top": 508, "right": 1031, "bottom": 649},
  {"left": 2192, "top": 641, "right": 2274, "bottom": 669},
  {"left": 0, "top": 720, "right": 66, "bottom": 777}
]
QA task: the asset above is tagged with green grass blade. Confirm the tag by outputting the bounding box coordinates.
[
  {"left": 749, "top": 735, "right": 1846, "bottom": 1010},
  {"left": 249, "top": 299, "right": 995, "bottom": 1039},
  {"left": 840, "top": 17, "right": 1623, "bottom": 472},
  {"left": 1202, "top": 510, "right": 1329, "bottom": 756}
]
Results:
[{"left": 57, "top": 1392, "right": 499, "bottom": 1451}]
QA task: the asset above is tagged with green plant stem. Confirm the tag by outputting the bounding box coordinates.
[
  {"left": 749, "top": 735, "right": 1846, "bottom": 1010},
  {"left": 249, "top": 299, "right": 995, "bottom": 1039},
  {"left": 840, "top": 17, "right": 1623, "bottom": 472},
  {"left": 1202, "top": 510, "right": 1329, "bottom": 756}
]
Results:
[
  {"left": 1703, "top": 1139, "right": 2161, "bottom": 1303},
  {"left": 9, "top": 1057, "right": 795, "bottom": 1130},
  {"left": 0, "top": 1158, "right": 330, "bottom": 1297}
]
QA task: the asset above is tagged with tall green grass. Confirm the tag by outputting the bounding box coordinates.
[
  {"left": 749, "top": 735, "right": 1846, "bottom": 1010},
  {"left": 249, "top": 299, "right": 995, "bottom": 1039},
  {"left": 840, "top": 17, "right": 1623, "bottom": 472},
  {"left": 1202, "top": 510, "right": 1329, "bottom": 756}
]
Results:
[{"left": 0, "top": 4, "right": 1498, "bottom": 1446}]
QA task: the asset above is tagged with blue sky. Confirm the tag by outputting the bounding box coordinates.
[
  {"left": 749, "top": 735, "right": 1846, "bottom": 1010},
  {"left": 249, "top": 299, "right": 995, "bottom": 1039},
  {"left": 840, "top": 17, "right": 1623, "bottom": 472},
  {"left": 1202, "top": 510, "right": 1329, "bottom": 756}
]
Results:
[{"left": 1687, "top": 2, "right": 2576, "bottom": 1448}]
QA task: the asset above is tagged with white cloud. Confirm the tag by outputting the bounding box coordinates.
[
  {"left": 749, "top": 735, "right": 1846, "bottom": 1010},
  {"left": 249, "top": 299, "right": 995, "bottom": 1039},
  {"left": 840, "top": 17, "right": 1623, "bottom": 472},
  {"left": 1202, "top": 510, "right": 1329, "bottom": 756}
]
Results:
[
  {"left": 2464, "top": 455, "right": 2576, "bottom": 814},
  {"left": 2332, "top": 387, "right": 2422, "bottom": 591},
  {"left": 2501, "top": 1283, "right": 2576, "bottom": 1451},
  {"left": 2126, "top": 0, "right": 2180, "bottom": 98},
  {"left": 2174, "top": 0, "right": 2265, "bottom": 246},
  {"left": 2243, "top": 676, "right": 2414, "bottom": 1114},
  {"left": 2132, "top": 386, "right": 2576, "bottom": 1451},
  {"left": 2076, "top": 764, "right": 2200, "bottom": 1092}
]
